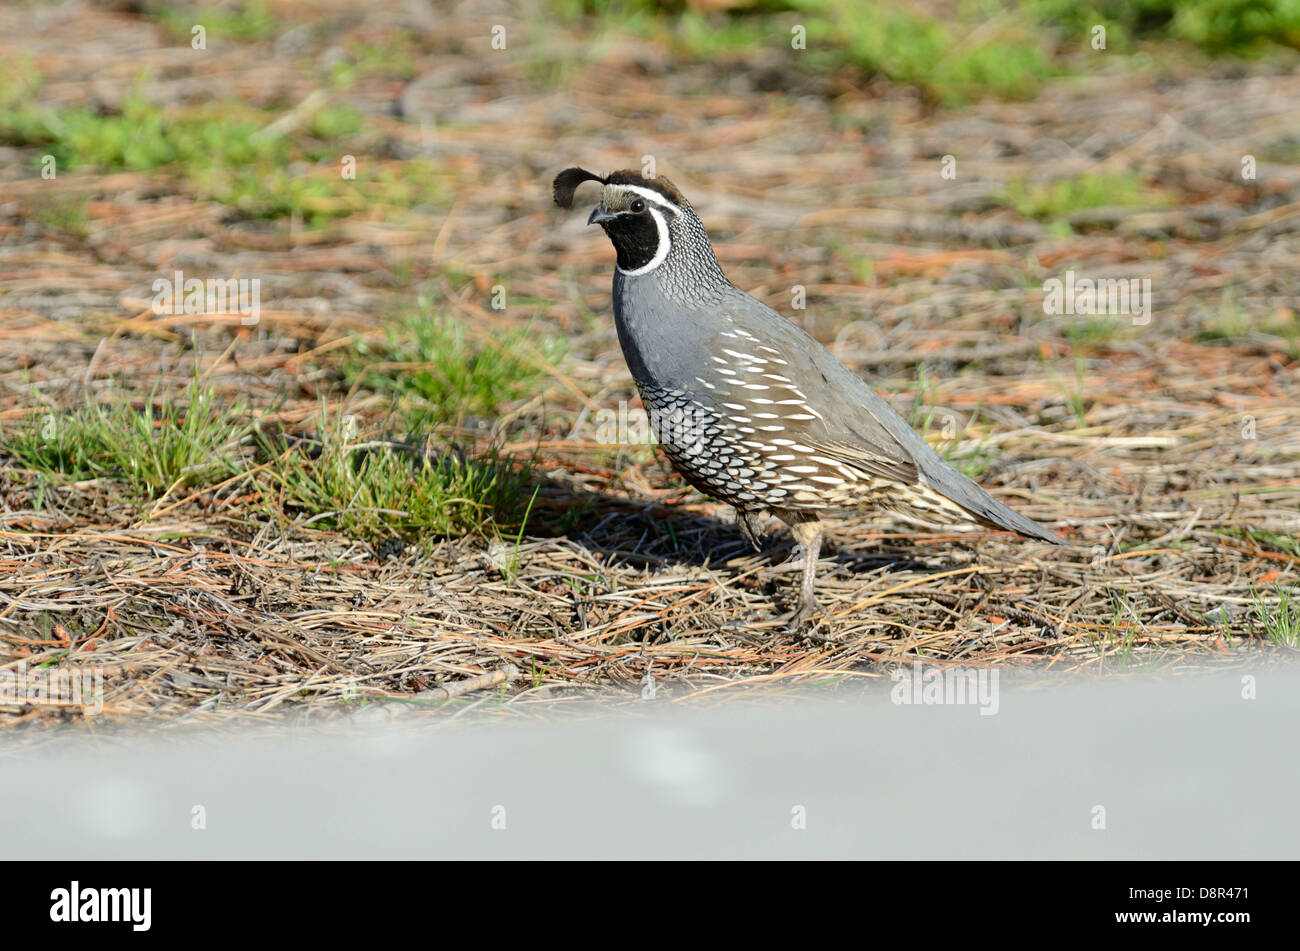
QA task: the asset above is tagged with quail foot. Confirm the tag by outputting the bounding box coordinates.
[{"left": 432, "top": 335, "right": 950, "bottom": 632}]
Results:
[{"left": 554, "top": 166, "right": 1064, "bottom": 631}]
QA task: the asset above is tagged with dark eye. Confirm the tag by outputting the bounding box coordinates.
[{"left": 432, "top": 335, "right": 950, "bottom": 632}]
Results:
[{"left": 630, "top": 199, "right": 646, "bottom": 213}]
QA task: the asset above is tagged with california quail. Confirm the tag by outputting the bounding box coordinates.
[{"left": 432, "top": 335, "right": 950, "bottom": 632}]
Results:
[{"left": 554, "top": 166, "right": 1064, "bottom": 627}]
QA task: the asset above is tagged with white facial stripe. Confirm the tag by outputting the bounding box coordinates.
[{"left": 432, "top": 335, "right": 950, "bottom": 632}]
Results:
[
  {"left": 617, "top": 206, "right": 670, "bottom": 276},
  {"left": 612, "top": 183, "right": 684, "bottom": 217}
]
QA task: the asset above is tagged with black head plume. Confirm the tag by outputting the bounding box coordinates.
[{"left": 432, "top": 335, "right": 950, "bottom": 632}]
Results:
[{"left": 553, "top": 167, "right": 607, "bottom": 208}]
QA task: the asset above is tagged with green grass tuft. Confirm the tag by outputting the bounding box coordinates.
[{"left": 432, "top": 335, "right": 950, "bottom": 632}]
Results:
[
  {"left": 1252, "top": 585, "right": 1300, "bottom": 647},
  {"left": 1065, "top": 316, "right": 1125, "bottom": 349},
  {"left": 257, "top": 410, "right": 537, "bottom": 543},
  {"left": 1, "top": 379, "right": 248, "bottom": 498},
  {"left": 24, "top": 193, "right": 91, "bottom": 237},
  {"left": 0, "top": 96, "right": 279, "bottom": 172},
  {"left": 1028, "top": 0, "right": 1300, "bottom": 53},
  {"left": 1198, "top": 292, "right": 1300, "bottom": 358},
  {"left": 1000, "top": 171, "right": 1169, "bottom": 219},
  {"left": 347, "top": 303, "right": 564, "bottom": 425},
  {"left": 0, "top": 92, "right": 442, "bottom": 225},
  {"left": 800, "top": 0, "right": 1058, "bottom": 103},
  {"left": 548, "top": 1, "right": 1300, "bottom": 104},
  {"left": 908, "top": 365, "right": 998, "bottom": 478},
  {"left": 155, "top": 1, "right": 278, "bottom": 43}
]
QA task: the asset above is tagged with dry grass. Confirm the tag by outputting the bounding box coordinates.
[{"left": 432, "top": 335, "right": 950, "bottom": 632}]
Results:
[{"left": 0, "top": 0, "right": 1297, "bottom": 729}]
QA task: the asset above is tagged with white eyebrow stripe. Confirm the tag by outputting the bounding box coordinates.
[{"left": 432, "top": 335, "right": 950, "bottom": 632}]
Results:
[{"left": 611, "top": 184, "right": 684, "bottom": 216}]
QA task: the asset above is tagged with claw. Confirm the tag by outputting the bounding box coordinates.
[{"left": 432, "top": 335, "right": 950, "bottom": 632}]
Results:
[{"left": 783, "top": 595, "right": 824, "bottom": 633}]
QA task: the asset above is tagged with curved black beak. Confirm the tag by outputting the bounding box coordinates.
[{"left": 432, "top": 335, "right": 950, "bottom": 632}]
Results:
[{"left": 587, "top": 205, "right": 615, "bottom": 226}]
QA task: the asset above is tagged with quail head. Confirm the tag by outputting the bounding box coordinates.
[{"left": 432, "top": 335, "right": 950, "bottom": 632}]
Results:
[{"left": 554, "top": 166, "right": 1063, "bottom": 628}]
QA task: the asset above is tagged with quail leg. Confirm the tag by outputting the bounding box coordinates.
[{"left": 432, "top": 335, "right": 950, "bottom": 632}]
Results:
[
  {"left": 736, "top": 509, "right": 767, "bottom": 551},
  {"left": 785, "top": 517, "right": 825, "bottom": 631}
]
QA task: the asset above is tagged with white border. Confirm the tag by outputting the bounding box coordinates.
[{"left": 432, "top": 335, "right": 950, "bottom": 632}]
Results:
[
  {"left": 609, "top": 185, "right": 680, "bottom": 277},
  {"left": 617, "top": 206, "right": 670, "bottom": 276}
]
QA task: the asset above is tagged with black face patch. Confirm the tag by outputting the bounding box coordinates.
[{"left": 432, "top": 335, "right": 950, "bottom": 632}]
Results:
[{"left": 600, "top": 209, "right": 664, "bottom": 271}]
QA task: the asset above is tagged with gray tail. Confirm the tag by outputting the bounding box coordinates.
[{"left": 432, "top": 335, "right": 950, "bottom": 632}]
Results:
[
  {"left": 968, "top": 493, "right": 1066, "bottom": 544},
  {"left": 919, "top": 464, "right": 1066, "bottom": 545}
]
